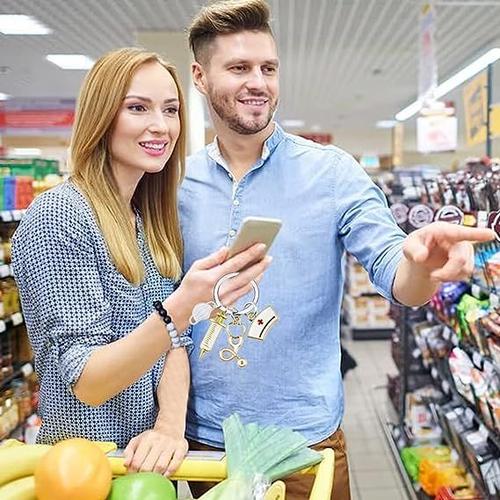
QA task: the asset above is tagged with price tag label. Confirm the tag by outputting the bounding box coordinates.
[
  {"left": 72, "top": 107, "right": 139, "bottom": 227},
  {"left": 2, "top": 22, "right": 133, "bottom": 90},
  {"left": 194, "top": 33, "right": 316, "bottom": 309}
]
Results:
[
  {"left": 450, "top": 449, "right": 459, "bottom": 464},
  {"left": 0, "top": 264, "right": 9, "bottom": 278},
  {"left": 0, "top": 320, "right": 5, "bottom": 333},
  {"left": 451, "top": 334, "right": 459, "bottom": 346},
  {"left": 490, "top": 293, "right": 499, "bottom": 308},
  {"left": 0, "top": 211, "right": 12, "bottom": 222},
  {"left": 484, "top": 361, "right": 495, "bottom": 376},
  {"left": 442, "top": 380, "right": 451, "bottom": 395},
  {"left": 472, "top": 351, "right": 483, "bottom": 369},
  {"left": 443, "top": 327, "right": 451, "bottom": 340},
  {"left": 465, "top": 408, "right": 475, "bottom": 422},
  {"left": 11, "top": 210, "right": 22, "bottom": 221},
  {"left": 11, "top": 312, "right": 23, "bottom": 326},
  {"left": 431, "top": 367, "right": 438, "bottom": 379},
  {"left": 393, "top": 427, "right": 401, "bottom": 439},
  {"left": 477, "top": 210, "right": 489, "bottom": 228},
  {"left": 412, "top": 348, "right": 421, "bottom": 359},
  {"left": 479, "top": 424, "right": 489, "bottom": 440},
  {"left": 471, "top": 284, "right": 481, "bottom": 299},
  {"left": 21, "top": 362, "right": 33, "bottom": 377}
]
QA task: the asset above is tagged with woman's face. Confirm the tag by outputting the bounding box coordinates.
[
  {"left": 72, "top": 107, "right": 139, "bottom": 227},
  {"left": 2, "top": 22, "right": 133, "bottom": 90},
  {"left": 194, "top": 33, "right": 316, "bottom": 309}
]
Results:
[{"left": 109, "top": 61, "right": 181, "bottom": 182}]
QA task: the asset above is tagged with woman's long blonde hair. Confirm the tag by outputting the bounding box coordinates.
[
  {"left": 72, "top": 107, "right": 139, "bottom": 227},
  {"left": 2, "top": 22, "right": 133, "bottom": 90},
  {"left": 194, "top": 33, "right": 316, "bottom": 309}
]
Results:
[{"left": 70, "top": 48, "right": 186, "bottom": 285}]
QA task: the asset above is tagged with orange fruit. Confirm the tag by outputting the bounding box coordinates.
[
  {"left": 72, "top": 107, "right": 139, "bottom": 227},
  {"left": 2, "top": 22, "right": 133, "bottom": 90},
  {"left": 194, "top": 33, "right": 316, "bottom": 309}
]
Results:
[{"left": 35, "top": 438, "right": 112, "bottom": 500}]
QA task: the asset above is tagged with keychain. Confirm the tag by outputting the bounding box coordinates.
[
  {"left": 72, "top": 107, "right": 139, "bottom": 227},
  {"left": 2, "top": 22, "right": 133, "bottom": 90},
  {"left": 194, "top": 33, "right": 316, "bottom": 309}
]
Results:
[{"left": 194, "top": 272, "right": 279, "bottom": 367}]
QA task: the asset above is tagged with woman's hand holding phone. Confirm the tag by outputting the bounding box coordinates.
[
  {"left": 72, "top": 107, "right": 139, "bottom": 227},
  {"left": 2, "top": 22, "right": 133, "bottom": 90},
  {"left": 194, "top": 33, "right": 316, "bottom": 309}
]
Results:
[{"left": 167, "top": 243, "right": 272, "bottom": 330}]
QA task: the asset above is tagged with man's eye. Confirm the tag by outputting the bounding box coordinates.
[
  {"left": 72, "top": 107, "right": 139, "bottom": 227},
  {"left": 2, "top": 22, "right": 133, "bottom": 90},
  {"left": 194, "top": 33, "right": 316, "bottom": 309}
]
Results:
[
  {"left": 263, "top": 66, "right": 276, "bottom": 74},
  {"left": 231, "top": 65, "right": 246, "bottom": 72}
]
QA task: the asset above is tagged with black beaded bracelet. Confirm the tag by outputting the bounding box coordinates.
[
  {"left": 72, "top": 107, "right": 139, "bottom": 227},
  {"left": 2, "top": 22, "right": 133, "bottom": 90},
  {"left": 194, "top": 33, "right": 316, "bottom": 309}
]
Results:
[{"left": 153, "top": 301, "right": 181, "bottom": 349}]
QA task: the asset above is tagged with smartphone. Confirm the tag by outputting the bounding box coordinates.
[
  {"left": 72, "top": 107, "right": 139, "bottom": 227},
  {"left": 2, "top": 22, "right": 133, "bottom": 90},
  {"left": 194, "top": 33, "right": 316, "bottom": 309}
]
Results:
[{"left": 227, "top": 216, "right": 282, "bottom": 261}]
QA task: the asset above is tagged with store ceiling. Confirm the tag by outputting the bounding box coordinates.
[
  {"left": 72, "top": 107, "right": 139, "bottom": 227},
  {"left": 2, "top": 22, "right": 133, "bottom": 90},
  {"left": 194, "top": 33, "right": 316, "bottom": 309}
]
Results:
[{"left": 1, "top": 0, "right": 500, "bottom": 154}]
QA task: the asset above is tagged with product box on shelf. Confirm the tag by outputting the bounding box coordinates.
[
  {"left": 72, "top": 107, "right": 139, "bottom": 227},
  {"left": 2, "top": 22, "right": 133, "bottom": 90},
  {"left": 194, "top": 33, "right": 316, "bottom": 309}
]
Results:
[
  {"left": 2, "top": 176, "right": 15, "bottom": 211},
  {"left": 344, "top": 295, "right": 395, "bottom": 329},
  {"left": 346, "top": 260, "right": 378, "bottom": 296},
  {"left": 0, "top": 158, "right": 59, "bottom": 180}
]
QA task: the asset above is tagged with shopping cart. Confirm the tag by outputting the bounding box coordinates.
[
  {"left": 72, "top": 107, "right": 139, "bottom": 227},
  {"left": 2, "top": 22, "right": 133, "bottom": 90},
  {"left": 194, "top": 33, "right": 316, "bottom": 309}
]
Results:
[
  {"left": 108, "top": 448, "right": 335, "bottom": 500},
  {"left": 0, "top": 440, "right": 334, "bottom": 500}
]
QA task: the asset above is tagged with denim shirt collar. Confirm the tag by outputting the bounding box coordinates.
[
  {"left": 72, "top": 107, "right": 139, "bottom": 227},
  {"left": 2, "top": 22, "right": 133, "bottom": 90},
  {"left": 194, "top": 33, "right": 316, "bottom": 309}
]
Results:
[{"left": 206, "top": 122, "right": 286, "bottom": 174}]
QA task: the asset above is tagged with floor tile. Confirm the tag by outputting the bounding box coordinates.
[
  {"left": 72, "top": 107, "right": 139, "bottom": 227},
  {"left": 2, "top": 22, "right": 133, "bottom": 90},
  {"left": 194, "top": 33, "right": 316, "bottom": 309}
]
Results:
[
  {"left": 354, "top": 469, "right": 400, "bottom": 489},
  {"left": 349, "top": 452, "right": 394, "bottom": 471},
  {"left": 341, "top": 339, "right": 405, "bottom": 495},
  {"left": 358, "top": 487, "right": 406, "bottom": 499}
]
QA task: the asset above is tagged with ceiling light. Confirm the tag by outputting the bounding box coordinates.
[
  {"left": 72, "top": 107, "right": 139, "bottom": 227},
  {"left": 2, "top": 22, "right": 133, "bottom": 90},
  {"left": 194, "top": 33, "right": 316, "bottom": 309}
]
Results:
[
  {"left": 0, "top": 93, "right": 10, "bottom": 101},
  {"left": 396, "top": 47, "right": 500, "bottom": 121},
  {"left": 0, "top": 15, "right": 51, "bottom": 35},
  {"left": 281, "top": 119, "right": 305, "bottom": 128},
  {"left": 10, "top": 148, "right": 42, "bottom": 157},
  {"left": 376, "top": 120, "right": 397, "bottom": 129},
  {"left": 46, "top": 54, "right": 94, "bottom": 70}
]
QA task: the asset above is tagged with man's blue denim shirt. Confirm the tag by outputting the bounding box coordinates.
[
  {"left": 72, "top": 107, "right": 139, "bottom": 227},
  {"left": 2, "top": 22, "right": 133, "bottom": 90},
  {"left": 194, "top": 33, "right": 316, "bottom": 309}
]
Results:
[{"left": 179, "top": 123, "right": 405, "bottom": 447}]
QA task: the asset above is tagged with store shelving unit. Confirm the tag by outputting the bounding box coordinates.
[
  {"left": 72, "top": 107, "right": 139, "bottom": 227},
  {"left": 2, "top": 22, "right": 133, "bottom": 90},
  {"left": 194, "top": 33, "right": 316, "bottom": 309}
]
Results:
[
  {"left": 0, "top": 209, "right": 26, "bottom": 223},
  {"left": 0, "top": 211, "right": 39, "bottom": 444},
  {"left": 379, "top": 161, "right": 500, "bottom": 498},
  {"left": 343, "top": 256, "right": 395, "bottom": 340}
]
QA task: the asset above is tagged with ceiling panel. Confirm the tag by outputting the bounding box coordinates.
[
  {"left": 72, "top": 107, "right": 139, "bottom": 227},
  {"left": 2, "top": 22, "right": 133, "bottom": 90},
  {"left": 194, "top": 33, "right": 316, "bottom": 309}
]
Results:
[{"left": 0, "top": 0, "right": 499, "bottom": 153}]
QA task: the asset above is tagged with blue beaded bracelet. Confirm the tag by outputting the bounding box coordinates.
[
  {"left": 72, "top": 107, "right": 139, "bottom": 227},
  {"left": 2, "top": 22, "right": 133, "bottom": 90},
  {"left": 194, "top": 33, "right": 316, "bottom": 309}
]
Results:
[{"left": 153, "top": 301, "right": 181, "bottom": 349}]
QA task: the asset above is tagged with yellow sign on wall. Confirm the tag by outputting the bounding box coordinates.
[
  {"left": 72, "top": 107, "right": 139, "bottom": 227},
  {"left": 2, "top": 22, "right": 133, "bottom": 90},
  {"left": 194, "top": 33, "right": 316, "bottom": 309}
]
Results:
[
  {"left": 492, "top": 104, "right": 500, "bottom": 137},
  {"left": 463, "top": 72, "right": 500, "bottom": 146},
  {"left": 463, "top": 73, "right": 487, "bottom": 146}
]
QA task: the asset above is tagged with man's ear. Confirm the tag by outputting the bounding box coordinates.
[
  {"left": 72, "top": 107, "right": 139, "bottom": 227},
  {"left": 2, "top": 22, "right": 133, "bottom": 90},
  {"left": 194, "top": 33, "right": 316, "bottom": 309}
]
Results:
[{"left": 192, "top": 62, "right": 208, "bottom": 96}]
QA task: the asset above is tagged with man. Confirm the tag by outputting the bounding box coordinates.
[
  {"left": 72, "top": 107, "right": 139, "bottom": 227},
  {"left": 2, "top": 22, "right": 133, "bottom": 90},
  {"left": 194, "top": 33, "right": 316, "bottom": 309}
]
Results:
[{"left": 179, "top": 1, "right": 494, "bottom": 498}]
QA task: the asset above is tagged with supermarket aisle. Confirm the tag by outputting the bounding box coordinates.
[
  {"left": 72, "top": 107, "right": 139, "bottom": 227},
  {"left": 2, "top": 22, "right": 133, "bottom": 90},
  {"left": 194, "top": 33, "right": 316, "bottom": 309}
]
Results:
[
  {"left": 180, "top": 339, "right": 407, "bottom": 500},
  {"left": 342, "top": 339, "right": 406, "bottom": 500}
]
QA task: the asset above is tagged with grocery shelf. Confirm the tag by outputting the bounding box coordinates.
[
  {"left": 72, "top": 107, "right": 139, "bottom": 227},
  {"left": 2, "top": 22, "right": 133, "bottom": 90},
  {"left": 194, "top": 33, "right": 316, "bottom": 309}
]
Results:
[
  {"left": 374, "top": 399, "right": 424, "bottom": 500},
  {"left": 0, "top": 209, "right": 25, "bottom": 223},
  {"left": 0, "top": 367, "right": 23, "bottom": 392},
  {"left": 351, "top": 327, "right": 394, "bottom": 340},
  {"left": 0, "top": 362, "right": 32, "bottom": 391},
  {"left": 6, "top": 411, "right": 37, "bottom": 441},
  {"left": 0, "top": 312, "right": 24, "bottom": 336},
  {"left": 417, "top": 314, "right": 500, "bottom": 448},
  {"left": 0, "top": 264, "right": 14, "bottom": 279}
]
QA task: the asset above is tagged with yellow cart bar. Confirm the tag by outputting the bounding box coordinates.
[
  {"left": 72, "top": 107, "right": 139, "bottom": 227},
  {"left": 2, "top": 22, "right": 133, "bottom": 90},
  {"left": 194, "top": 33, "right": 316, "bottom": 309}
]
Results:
[{"left": 109, "top": 448, "right": 335, "bottom": 499}]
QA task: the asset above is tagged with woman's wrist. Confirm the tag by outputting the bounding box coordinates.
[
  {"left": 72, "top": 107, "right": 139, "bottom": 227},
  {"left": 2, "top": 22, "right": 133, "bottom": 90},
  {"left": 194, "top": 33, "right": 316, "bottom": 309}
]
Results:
[{"left": 162, "top": 289, "right": 191, "bottom": 334}]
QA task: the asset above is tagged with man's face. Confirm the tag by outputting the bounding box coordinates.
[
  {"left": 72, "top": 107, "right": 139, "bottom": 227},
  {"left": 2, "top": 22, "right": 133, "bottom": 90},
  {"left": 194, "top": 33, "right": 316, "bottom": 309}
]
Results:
[{"left": 200, "top": 30, "right": 279, "bottom": 135}]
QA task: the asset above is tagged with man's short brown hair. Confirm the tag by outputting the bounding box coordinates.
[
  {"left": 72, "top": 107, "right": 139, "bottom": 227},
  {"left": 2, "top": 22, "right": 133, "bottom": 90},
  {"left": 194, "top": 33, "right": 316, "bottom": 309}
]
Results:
[{"left": 188, "top": 0, "right": 273, "bottom": 63}]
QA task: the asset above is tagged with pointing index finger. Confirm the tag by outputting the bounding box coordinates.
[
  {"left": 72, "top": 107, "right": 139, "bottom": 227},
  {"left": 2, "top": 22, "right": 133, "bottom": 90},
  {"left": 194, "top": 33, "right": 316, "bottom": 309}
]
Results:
[{"left": 435, "top": 224, "right": 495, "bottom": 243}]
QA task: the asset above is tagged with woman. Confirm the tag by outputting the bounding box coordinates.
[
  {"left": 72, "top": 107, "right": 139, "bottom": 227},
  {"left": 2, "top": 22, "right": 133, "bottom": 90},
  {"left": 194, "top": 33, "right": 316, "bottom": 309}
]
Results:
[{"left": 12, "top": 48, "right": 270, "bottom": 476}]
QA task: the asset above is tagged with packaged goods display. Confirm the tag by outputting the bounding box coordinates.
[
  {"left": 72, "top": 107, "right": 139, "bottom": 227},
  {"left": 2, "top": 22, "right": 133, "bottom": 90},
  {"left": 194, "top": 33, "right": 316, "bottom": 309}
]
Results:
[
  {"left": 343, "top": 256, "right": 395, "bottom": 339},
  {"left": 0, "top": 160, "right": 58, "bottom": 448},
  {"left": 383, "top": 160, "right": 500, "bottom": 499}
]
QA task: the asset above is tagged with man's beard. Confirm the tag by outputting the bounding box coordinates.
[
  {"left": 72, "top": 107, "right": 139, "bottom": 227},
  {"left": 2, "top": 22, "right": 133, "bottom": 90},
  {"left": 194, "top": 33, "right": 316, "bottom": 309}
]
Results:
[{"left": 208, "top": 88, "right": 277, "bottom": 135}]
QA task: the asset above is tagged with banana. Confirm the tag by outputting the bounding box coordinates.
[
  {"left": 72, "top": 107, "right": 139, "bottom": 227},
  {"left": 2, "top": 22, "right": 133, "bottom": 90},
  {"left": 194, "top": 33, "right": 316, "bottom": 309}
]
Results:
[
  {"left": 94, "top": 441, "right": 117, "bottom": 454},
  {"left": 0, "top": 441, "right": 120, "bottom": 487},
  {"left": 0, "top": 476, "right": 36, "bottom": 500},
  {"left": 0, "top": 444, "right": 51, "bottom": 485},
  {"left": 0, "top": 439, "right": 26, "bottom": 449},
  {"left": 108, "top": 456, "right": 127, "bottom": 476}
]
